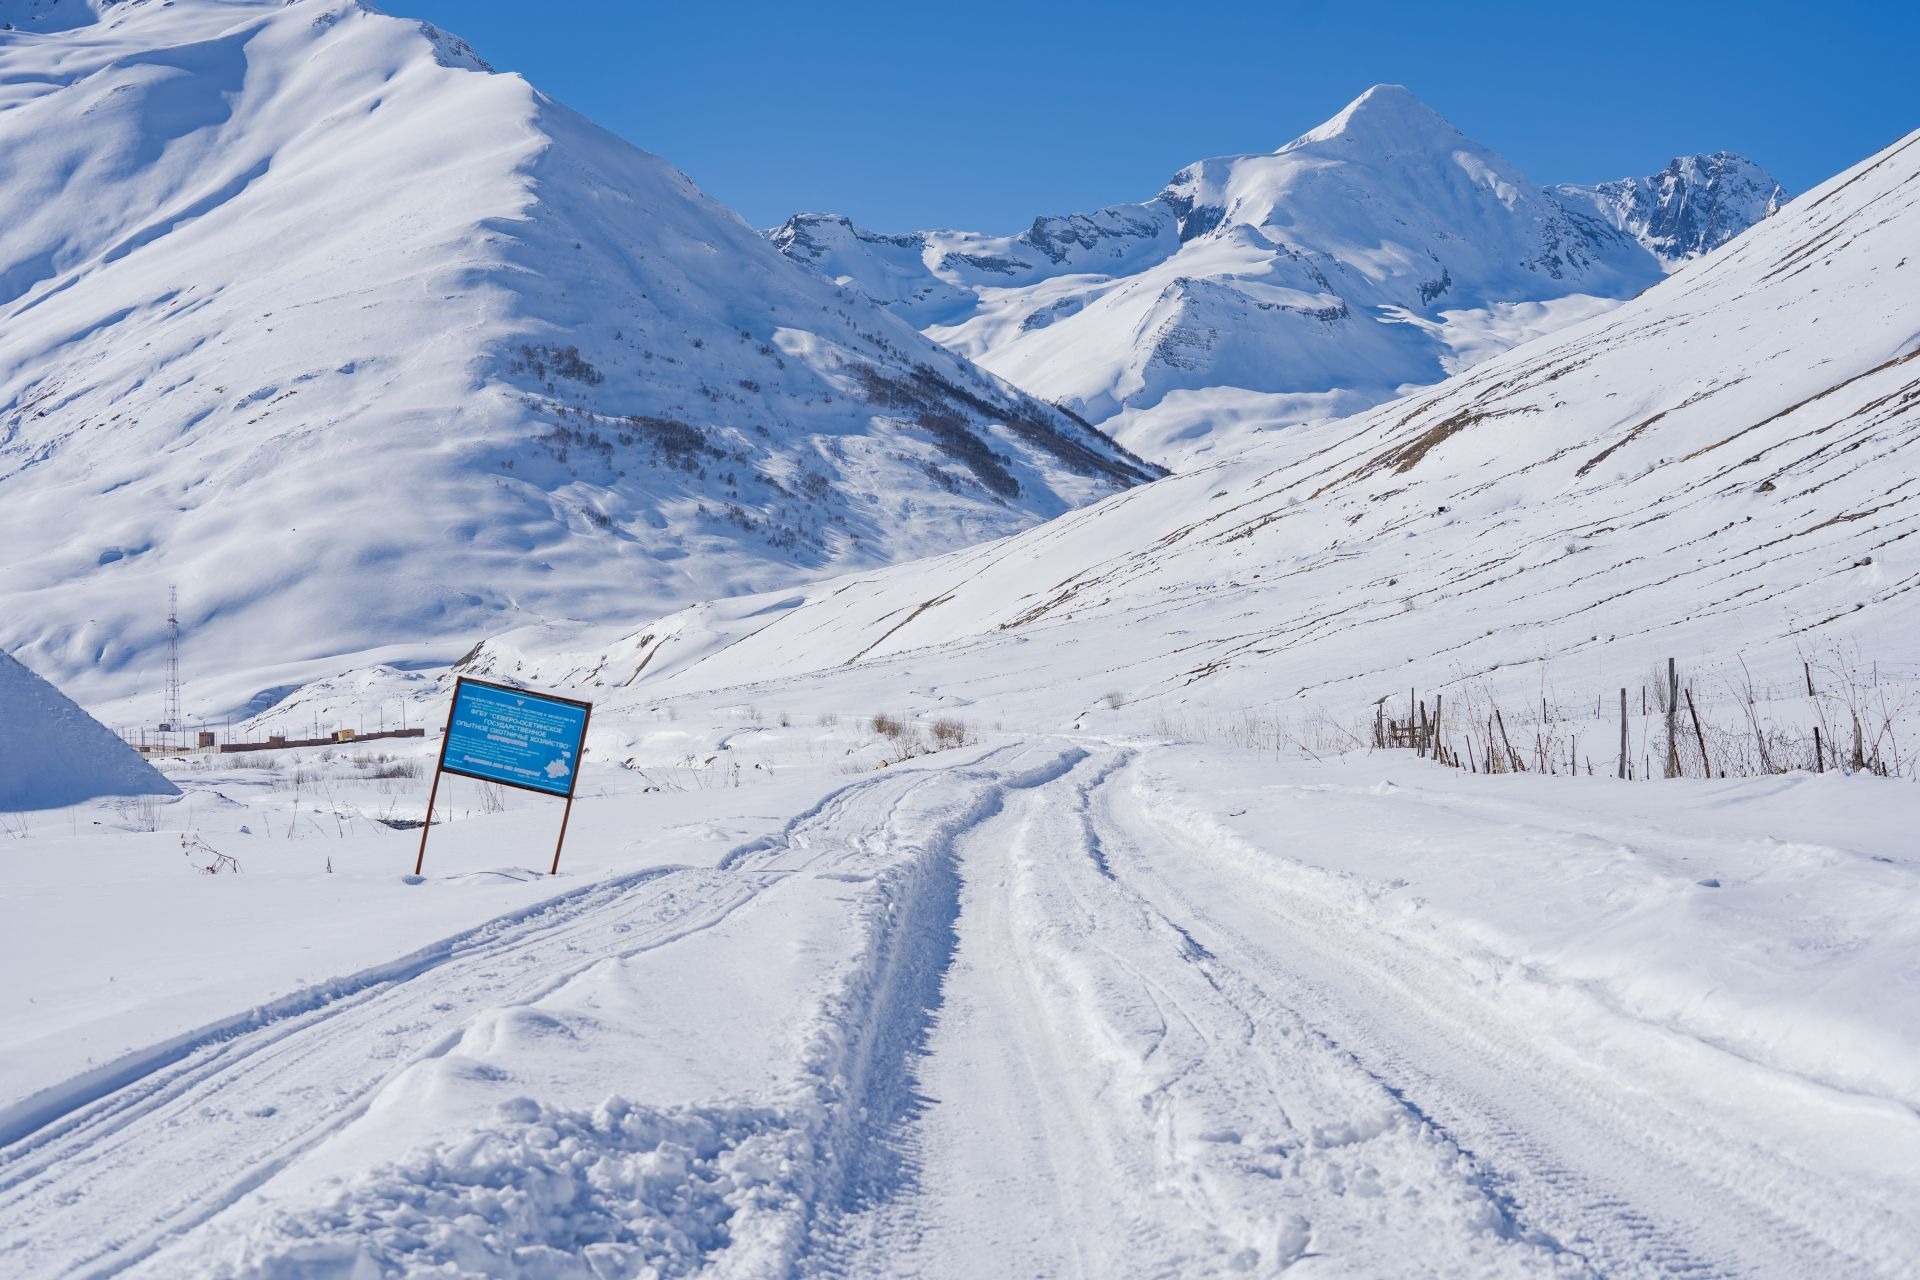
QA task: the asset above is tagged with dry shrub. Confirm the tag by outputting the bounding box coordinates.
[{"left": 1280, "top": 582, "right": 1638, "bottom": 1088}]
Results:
[{"left": 929, "top": 718, "right": 969, "bottom": 750}]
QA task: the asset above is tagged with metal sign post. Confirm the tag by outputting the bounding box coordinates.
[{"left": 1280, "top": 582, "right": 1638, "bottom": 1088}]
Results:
[{"left": 414, "top": 677, "right": 595, "bottom": 876}]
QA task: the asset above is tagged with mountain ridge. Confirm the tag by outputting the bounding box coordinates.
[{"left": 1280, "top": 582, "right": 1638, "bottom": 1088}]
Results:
[
  {"left": 773, "top": 87, "right": 1784, "bottom": 468},
  {"left": 480, "top": 124, "right": 1917, "bottom": 736},
  {"left": 1552, "top": 150, "right": 1788, "bottom": 267}
]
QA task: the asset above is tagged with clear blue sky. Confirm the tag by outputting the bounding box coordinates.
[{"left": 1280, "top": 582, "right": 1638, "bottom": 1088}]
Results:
[{"left": 390, "top": 0, "right": 1915, "bottom": 235}]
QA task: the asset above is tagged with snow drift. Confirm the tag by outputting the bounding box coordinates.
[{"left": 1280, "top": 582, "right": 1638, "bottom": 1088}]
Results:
[{"left": 0, "top": 649, "right": 177, "bottom": 810}]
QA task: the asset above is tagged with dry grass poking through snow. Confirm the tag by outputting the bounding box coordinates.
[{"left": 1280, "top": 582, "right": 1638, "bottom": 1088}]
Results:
[{"left": 867, "top": 713, "right": 974, "bottom": 767}]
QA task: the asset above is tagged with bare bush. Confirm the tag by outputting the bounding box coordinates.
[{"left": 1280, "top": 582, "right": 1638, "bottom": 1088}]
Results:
[
  {"left": 180, "top": 832, "right": 241, "bottom": 875},
  {"left": 929, "top": 718, "right": 969, "bottom": 750}
]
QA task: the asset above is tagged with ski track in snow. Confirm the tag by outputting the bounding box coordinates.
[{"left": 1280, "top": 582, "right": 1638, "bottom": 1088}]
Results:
[{"left": 2, "top": 742, "right": 1912, "bottom": 1277}]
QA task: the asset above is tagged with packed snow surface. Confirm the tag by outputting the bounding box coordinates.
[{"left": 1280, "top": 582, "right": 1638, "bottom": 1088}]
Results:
[
  {"left": 0, "top": 0, "right": 1153, "bottom": 712},
  {"left": 774, "top": 86, "right": 1785, "bottom": 468},
  {"left": 0, "top": 649, "right": 177, "bottom": 810},
  {"left": 0, "top": 729, "right": 1913, "bottom": 1277}
]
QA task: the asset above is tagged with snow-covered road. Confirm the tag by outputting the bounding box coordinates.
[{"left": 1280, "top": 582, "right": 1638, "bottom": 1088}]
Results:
[
  {"left": 3, "top": 741, "right": 1914, "bottom": 1278},
  {"left": 814, "top": 748, "right": 1917, "bottom": 1278},
  {"left": 1085, "top": 758, "right": 1915, "bottom": 1277}
]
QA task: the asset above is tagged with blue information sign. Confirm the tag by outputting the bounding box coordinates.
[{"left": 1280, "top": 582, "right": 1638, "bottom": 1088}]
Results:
[{"left": 437, "top": 678, "right": 592, "bottom": 799}]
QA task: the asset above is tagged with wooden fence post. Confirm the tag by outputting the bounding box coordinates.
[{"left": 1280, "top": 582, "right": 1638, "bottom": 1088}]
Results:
[
  {"left": 1665, "top": 657, "right": 1682, "bottom": 778},
  {"left": 1494, "top": 708, "right": 1521, "bottom": 772},
  {"left": 1618, "top": 688, "right": 1628, "bottom": 779},
  {"left": 1685, "top": 687, "right": 1712, "bottom": 779}
]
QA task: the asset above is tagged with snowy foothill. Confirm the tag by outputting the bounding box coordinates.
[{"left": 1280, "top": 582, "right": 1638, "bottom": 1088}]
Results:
[{"left": 483, "top": 118, "right": 1920, "bottom": 781}]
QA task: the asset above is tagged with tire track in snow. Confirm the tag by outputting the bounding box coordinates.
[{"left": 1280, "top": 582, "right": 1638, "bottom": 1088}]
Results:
[
  {"left": 779, "top": 743, "right": 1093, "bottom": 1276},
  {"left": 799, "top": 749, "right": 1133, "bottom": 1278},
  {"left": 1102, "top": 763, "right": 1905, "bottom": 1278},
  {"left": 110, "top": 745, "right": 1089, "bottom": 1279},
  {"left": 821, "top": 745, "right": 1578, "bottom": 1278},
  {"left": 0, "top": 866, "right": 775, "bottom": 1278}
]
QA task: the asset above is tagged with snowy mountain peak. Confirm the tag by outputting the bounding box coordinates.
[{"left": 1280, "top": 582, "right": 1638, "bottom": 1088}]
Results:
[
  {"left": 1283, "top": 83, "right": 1465, "bottom": 154},
  {"left": 773, "top": 92, "right": 1784, "bottom": 468},
  {"left": 1552, "top": 150, "right": 1788, "bottom": 268},
  {"left": 1157, "top": 84, "right": 1552, "bottom": 246},
  {"left": 0, "top": 0, "right": 1154, "bottom": 705}
]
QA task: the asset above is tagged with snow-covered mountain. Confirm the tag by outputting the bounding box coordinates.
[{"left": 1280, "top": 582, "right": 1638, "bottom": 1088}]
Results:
[
  {"left": 489, "top": 123, "right": 1917, "bottom": 734},
  {"left": 773, "top": 87, "right": 1784, "bottom": 468},
  {"left": 0, "top": 0, "right": 1154, "bottom": 710},
  {"left": 1553, "top": 151, "right": 1788, "bottom": 268}
]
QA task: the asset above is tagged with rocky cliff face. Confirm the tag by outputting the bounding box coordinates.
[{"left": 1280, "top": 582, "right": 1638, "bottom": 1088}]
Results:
[{"left": 1552, "top": 151, "right": 1788, "bottom": 267}]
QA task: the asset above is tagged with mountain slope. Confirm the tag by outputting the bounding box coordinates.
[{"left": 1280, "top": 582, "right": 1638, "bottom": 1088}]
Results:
[
  {"left": 1553, "top": 151, "right": 1788, "bottom": 267},
  {"left": 0, "top": 0, "right": 1153, "bottom": 709},
  {"left": 774, "top": 88, "right": 1783, "bottom": 468},
  {"left": 482, "top": 124, "right": 1918, "bottom": 733}
]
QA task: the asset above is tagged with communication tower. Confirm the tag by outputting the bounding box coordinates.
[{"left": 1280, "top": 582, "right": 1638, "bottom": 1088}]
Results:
[{"left": 163, "top": 586, "right": 182, "bottom": 746}]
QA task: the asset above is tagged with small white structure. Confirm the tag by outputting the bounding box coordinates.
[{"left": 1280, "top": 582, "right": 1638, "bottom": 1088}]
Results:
[{"left": 0, "top": 650, "right": 179, "bottom": 811}]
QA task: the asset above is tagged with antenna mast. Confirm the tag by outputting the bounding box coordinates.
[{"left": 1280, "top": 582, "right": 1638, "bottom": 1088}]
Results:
[{"left": 164, "top": 586, "right": 182, "bottom": 747}]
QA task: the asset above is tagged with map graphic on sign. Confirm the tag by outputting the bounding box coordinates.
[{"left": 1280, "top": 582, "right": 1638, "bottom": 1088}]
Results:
[{"left": 437, "top": 679, "right": 592, "bottom": 799}]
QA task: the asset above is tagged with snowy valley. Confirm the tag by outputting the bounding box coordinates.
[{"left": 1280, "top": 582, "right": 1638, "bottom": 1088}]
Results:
[{"left": 1, "top": 2, "right": 1916, "bottom": 1279}]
